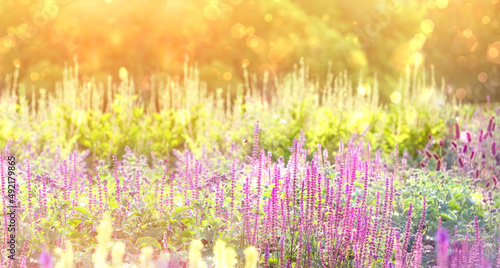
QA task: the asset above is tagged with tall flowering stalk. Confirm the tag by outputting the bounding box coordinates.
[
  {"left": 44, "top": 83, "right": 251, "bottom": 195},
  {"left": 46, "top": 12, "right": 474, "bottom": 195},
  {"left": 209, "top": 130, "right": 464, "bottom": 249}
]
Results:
[
  {"left": 26, "top": 159, "right": 32, "bottom": 220},
  {"left": 195, "top": 160, "right": 201, "bottom": 200},
  {"left": 112, "top": 155, "right": 121, "bottom": 204},
  {"left": 63, "top": 160, "right": 69, "bottom": 201},
  {"left": 436, "top": 229, "right": 449, "bottom": 268},
  {"left": 134, "top": 170, "right": 141, "bottom": 202},
  {"left": 158, "top": 168, "right": 167, "bottom": 207},
  {"left": 168, "top": 172, "right": 175, "bottom": 210},
  {"left": 243, "top": 177, "right": 251, "bottom": 245},
  {"left": 95, "top": 169, "right": 104, "bottom": 211},
  {"left": 412, "top": 196, "right": 426, "bottom": 268},
  {"left": 87, "top": 172, "right": 93, "bottom": 211},
  {"left": 252, "top": 121, "right": 260, "bottom": 165},
  {"left": 184, "top": 151, "right": 191, "bottom": 206},
  {"left": 402, "top": 203, "right": 413, "bottom": 265},
  {"left": 230, "top": 159, "right": 236, "bottom": 219}
]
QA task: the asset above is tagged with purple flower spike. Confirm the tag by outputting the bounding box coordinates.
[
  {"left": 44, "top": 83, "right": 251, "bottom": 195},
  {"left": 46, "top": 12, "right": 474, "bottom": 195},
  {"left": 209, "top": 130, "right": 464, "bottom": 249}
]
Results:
[
  {"left": 264, "top": 242, "right": 270, "bottom": 264},
  {"left": 466, "top": 132, "right": 472, "bottom": 142},
  {"left": 492, "top": 142, "right": 497, "bottom": 156},
  {"left": 436, "top": 229, "right": 449, "bottom": 268}
]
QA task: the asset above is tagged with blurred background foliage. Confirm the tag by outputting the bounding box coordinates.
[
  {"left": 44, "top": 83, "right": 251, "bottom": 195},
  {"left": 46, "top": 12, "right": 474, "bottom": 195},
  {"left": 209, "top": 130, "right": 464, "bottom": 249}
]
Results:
[{"left": 1, "top": 0, "right": 500, "bottom": 104}]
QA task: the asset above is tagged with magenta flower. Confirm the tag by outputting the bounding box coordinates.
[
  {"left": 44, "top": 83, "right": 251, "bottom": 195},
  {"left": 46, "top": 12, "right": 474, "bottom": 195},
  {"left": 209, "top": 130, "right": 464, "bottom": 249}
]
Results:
[
  {"left": 466, "top": 132, "right": 472, "bottom": 142},
  {"left": 40, "top": 249, "right": 53, "bottom": 268},
  {"left": 436, "top": 229, "right": 449, "bottom": 268},
  {"left": 454, "top": 122, "right": 461, "bottom": 140}
]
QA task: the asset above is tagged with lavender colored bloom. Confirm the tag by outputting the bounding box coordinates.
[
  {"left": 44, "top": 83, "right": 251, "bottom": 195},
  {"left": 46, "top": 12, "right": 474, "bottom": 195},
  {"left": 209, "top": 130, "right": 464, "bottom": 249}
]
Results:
[
  {"left": 466, "top": 132, "right": 472, "bottom": 142},
  {"left": 492, "top": 142, "right": 497, "bottom": 156},
  {"left": 252, "top": 121, "right": 260, "bottom": 164},
  {"left": 264, "top": 242, "right": 270, "bottom": 264},
  {"left": 402, "top": 203, "right": 413, "bottom": 263},
  {"left": 436, "top": 229, "right": 449, "bottom": 268},
  {"left": 40, "top": 250, "right": 53, "bottom": 268},
  {"left": 112, "top": 154, "right": 121, "bottom": 204},
  {"left": 496, "top": 224, "right": 500, "bottom": 268}
]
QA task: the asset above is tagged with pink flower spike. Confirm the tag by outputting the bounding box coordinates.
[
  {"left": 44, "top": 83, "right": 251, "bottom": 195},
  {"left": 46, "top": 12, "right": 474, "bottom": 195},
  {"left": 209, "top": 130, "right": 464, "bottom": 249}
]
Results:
[{"left": 454, "top": 122, "right": 460, "bottom": 140}]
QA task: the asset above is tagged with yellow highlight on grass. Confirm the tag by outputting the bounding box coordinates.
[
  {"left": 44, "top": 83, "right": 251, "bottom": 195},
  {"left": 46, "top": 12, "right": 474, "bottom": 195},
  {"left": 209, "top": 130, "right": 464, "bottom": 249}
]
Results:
[
  {"left": 244, "top": 246, "right": 258, "bottom": 268},
  {"left": 54, "top": 241, "right": 74, "bottom": 268},
  {"left": 213, "top": 240, "right": 238, "bottom": 268},
  {"left": 72, "top": 214, "right": 260, "bottom": 267},
  {"left": 189, "top": 240, "right": 207, "bottom": 268}
]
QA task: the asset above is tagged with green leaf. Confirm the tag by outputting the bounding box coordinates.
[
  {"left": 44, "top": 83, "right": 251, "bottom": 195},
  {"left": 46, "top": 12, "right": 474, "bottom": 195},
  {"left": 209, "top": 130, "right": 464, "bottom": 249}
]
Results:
[
  {"left": 109, "top": 200, "right": 120, "bottom": 209},
  {"left": 180, "top": 229, "right": 195, "bottom": 239},
  {"left": 67, "top": 230, "right": 83, "bottom": 239},
  {"left": 449, "top": 200, "right": 460, "bottom": 210},
  {"left": 439, "top": 211, "right": 457, "bottom": 221},
  {"left": 136, "top": 237, "right": 162, "bottom": 249},
  {"left": 68, "top": 218, "right": 82, "bottom": 227},
  {"left": 174, "top": 206, "right": 189, "bottom": 215},
  {"left": 73, "top": 207, "right": 90, "bottom": 218},
  {"left": 181, "top": 218, "right": 195, "bottom": 227}
]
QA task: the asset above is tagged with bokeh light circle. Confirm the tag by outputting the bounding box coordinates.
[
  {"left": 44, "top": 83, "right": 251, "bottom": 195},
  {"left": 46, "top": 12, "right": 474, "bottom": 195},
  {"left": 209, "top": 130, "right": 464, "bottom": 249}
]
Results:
[
  {"left": 487, "top": 42, "right": 500, "bottom": 64},
  {"left": 390, "top": 92, "right": 402, "bottom": 103},
  {"left": 30, "top": 72, "right": 40, "bottom": 81},
  {"left": 478, "top": 72, "right": 488, "bottom": 83},
  {"left": 455, "top": 88, "right": 467, "bottom": 99}
]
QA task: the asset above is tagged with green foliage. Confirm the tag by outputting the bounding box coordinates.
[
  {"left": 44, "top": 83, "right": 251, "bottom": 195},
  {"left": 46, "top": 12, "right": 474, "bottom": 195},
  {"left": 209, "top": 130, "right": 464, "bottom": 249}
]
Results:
[{"left": 396, "top": 169, "right": 499, "bottom": 240}]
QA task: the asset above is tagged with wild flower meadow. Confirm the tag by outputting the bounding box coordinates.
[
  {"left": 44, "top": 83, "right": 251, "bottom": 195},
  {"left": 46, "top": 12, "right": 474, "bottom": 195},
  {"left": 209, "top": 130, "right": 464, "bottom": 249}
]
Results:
[{"left": 0, "top": 64, "right": 499, "bottom": 268}]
